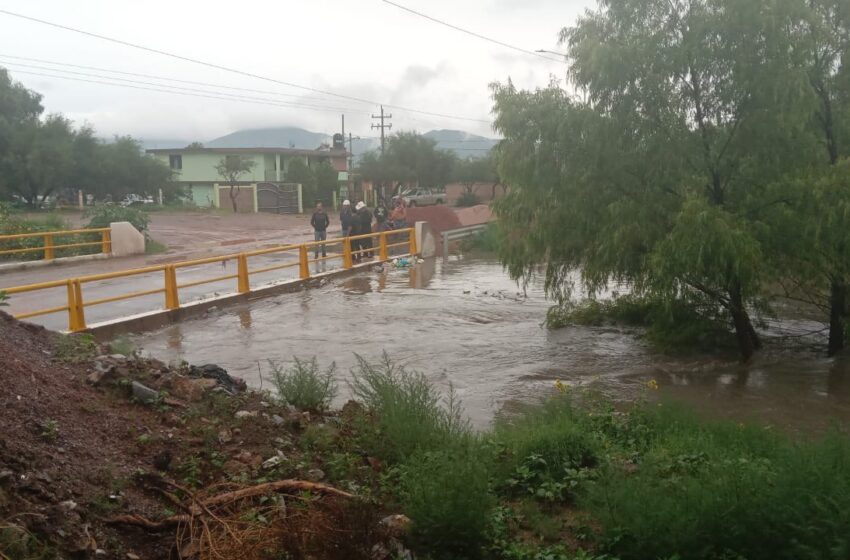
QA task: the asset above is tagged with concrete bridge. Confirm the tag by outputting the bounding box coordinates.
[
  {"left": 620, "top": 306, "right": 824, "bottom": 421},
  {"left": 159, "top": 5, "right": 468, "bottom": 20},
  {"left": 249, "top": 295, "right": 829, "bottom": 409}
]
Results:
[{"left": 1, "top": 222, "right": 437, "bottom": 336}]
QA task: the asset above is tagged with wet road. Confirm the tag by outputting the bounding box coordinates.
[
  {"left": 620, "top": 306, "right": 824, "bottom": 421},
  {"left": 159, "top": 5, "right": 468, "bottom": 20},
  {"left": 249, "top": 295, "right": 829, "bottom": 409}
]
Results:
[{"left": 127, "top": 257, "right": 850, "bottom": 432}]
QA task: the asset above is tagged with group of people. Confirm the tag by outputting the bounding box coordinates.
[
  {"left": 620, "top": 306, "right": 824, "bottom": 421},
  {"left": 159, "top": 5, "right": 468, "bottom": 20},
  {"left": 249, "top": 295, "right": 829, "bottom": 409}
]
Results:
[{"left": 310, "top": 197, "right": 409, "bottom": 262}]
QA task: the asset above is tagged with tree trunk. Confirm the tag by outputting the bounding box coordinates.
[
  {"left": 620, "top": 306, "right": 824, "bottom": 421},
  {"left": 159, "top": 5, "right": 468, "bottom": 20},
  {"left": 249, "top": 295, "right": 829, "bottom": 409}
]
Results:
[
  {"left": 729, "top": 282, "right": 759, "bottom": 362},
  {"left": 828, "top": 280, "right": 847, "bottom": 356},
  {"left": 229, "top": 186, "right": 238, "bottom": 213}
]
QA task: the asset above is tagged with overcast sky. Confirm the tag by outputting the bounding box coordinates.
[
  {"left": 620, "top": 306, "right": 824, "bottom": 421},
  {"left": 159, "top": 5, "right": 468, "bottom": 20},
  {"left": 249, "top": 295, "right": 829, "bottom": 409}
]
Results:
[{"left": 0, "top": 0, "right": 592, "bottom": 142}]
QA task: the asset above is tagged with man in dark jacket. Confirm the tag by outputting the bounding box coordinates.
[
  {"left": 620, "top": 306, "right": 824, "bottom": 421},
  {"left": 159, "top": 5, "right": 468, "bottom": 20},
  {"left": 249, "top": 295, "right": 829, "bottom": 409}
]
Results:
[
  {"left": 310, "top": 202, "right": 330, "bottom": 259},
  {"left": 339, "top": 200, "right": 353, "bottom": 237},
  {"left": 355, "top": 201, "right": 373, "bottom": 260}
]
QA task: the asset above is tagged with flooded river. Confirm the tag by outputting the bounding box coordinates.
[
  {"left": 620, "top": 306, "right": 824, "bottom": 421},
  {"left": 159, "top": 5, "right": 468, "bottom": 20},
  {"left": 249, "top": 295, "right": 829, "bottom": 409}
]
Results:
[{"left": 128, "top": 256, "right": 850, "bottom": 432}]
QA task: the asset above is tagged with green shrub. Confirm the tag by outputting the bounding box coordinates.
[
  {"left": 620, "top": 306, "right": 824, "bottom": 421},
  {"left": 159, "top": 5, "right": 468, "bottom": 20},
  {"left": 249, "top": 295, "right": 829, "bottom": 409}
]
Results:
[
  {"left": 461, "top": 222, "right": 503, "bottom": 252},
  {"left": 401, "top": 448, "right": 495, "bottom": 559},
  {"left": 492, "top": 396, "right": 601, "bottom": 495},
  {"left": 0, "top": 212, "right": 96, "bottom": 261},
  {"left": 577, "top": 403, "right": 850, "bottom": 560},
  {"left": 270, "top": 357, "right": 337, "bottom": 412},
  {"left": 350, "top": 353, "right": 470, "bottom": 462},
  {"left": 456, "top": 191, "right": 481, "bottom": 207},
  {"left": 546, "top": 294, "right": 737, "bottom": 353},
  {"left": 0, "top": 290, "right": 7, "bottom": 306},
  {"left": 84, "top": 205, "right": 150, "bottom": 233}
]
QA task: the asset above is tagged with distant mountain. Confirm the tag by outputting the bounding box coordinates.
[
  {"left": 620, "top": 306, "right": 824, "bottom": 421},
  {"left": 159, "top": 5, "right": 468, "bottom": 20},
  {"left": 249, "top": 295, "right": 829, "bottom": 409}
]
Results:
[
  {"left": 423, "top": 129, "right": 499, "bottom": 159},
  {"left": 138, "top": 138, "right": 194, "bottom": 150},
  {"left": 140, "top": 126, "right": 498, "bottom": 160},
  {"left": 206, "top": 126, "right": 332, "bottom": 149}
]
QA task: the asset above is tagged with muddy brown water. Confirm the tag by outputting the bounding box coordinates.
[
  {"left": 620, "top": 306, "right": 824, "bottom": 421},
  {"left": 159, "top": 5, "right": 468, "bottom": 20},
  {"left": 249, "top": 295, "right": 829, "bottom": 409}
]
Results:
[{"left": 127, "top": 256, "right": 850, "bottom": 433}]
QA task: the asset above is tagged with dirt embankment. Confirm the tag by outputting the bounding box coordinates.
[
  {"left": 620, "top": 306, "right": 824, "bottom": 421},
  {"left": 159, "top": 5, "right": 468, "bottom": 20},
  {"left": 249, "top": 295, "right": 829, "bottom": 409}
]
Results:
[{"left": 0, "top": 313, "right": 399, "bottom": 560}]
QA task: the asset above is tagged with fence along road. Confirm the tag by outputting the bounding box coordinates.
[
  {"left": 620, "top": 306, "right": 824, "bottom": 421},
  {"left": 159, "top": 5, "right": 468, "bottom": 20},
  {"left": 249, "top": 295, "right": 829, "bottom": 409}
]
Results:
[{"left": 1, "top": 228, "right": 417, "bottom": 332}]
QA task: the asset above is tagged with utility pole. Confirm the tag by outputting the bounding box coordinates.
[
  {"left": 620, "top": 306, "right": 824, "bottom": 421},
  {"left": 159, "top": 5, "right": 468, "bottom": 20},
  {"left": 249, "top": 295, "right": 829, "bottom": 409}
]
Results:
[
  {"left": 371, "top": 105, "right": 392, "bottom": 155},
  {"left": 347, "top": 133, "right": 361, "bottom": 171},
  {"left": 341, "top": 114, "right": 345, "bottom": 140}
]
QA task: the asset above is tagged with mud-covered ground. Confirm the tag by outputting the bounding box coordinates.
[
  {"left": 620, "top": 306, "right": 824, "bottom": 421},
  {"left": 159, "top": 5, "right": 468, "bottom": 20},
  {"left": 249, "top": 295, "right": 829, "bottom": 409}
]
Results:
[{"left": 0, "top": 312, "right": 401, "bottom": 560}]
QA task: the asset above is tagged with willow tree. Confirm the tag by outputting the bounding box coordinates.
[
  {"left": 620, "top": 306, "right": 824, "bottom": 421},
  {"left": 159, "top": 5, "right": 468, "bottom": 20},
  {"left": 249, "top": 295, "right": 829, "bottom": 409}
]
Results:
[
  {"left": 493, "top": 0, "right": 811, "bottom": 360},
  {"left": 800, "top": 0, "right": 850, "bottom": 354}
]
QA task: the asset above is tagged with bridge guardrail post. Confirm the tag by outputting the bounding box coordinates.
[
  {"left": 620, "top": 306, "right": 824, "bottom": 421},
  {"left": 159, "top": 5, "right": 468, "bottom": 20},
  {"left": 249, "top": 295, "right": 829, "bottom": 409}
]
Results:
[
  {"left": 379, "top": 232, "right": 388, "bottom": 261},
  {"left": 237, "top": 254, "right": 250, "bottom": 293},
  {"left": 165, "top": 265, "right": 179, "bottom": 310},
  {"left": 299, "top": 245, "right": 310, "bottom": 279},
  {"left": 101, "top": 230, "right": 112, "bottom": 255},
  {"left": 408, "top": 228, "right": 417, "bottom": 256},
  {"left": 66, "top": 280, "right": 79, "bottom": 331},
  {"left": 44, "top": 234, "right": 54, "bottom": 261},
  {"left": 343, "top": 237, "right": 353, "bottom": 269},
  {"left": 70, "top": 279, "right": 86, "bottom": 332}
]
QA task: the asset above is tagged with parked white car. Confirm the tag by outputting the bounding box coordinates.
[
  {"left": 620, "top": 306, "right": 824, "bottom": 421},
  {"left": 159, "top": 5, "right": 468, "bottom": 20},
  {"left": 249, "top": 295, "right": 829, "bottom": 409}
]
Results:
[
  {"left": 401, "top": 188, "right": 444, "bottom": 207},
  {"left": 119, "top": 194, "right": 155, "bottom": 207}
]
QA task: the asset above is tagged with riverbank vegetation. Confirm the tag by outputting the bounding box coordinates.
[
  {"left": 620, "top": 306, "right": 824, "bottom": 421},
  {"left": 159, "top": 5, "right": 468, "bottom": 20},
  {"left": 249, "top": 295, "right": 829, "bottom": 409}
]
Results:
[
  {"left": 491, "top": 0, "right": 849, "bottom": 361},
  {"left": 291, "top": 354, "right": 850, "bottom": 560},
  {"left": 4, "top": 310, "right": 850, "bottom": 559}
]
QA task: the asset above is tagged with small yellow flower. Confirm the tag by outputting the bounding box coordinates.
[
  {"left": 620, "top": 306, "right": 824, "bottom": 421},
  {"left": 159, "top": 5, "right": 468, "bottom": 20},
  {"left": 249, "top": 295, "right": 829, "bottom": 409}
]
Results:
[
  {"left": 647, "top": 379, "right": 659, "bottom": 390},
  {"left": 554, "top": 379, "right": 568, "bottom": 394}
]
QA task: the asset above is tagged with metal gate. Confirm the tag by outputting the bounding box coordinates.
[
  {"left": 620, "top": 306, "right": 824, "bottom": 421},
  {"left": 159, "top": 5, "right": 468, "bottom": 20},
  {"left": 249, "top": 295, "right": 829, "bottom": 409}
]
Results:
[{"left": 257, "top": 182, "right": 300, "bottom": 214}]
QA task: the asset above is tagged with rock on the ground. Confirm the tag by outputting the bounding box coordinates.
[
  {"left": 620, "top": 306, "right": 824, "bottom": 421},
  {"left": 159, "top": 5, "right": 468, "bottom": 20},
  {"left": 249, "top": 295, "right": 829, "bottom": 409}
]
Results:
[
  {"left": 189, "top": 363, "right": 247, "bottom": 393},
  {"left": 235, "top": 410, "right": 258, "bottom": 419},
  {"left": 131, "top": 381, "right": 159, "bottom": 403},
  {"left": 262, "top": 452, "right": 286, "bottom": 469},
  {"left": 170, "top": 377, "right": 218, "bottom": 401},
  {"left": 379, "top": 514, "right": 412, "bottom": 538},
  {"left": 306, "top": 468, "right": 325, "bottom": 481}
]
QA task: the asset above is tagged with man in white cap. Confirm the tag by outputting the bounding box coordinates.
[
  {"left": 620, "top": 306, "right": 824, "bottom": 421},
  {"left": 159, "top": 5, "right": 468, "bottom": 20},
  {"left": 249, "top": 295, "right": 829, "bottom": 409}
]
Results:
[{"left": 339, "top": 199, "right": 353, "bottom": 237}]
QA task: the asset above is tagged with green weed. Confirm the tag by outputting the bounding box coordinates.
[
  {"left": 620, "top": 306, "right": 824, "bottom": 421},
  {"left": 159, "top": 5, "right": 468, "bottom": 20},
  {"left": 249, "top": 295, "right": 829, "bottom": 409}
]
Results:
[
  {"left": 270, "top": 357, "right": 337, "bottom": 412},
  {"left": 400, "top": 447, "right": 495, "bottom": 559},
  {"left": 38, "top": 420, "right": 59, "bottom": 443},
  {"left": 0, "top": 523, "right": 55, "bottom": 560},
  {"left": 54, "top": 333, "right": 98, "bottom": 363},
  {"left": 349, "top": 352, "right": 471, "bottom": 463}
]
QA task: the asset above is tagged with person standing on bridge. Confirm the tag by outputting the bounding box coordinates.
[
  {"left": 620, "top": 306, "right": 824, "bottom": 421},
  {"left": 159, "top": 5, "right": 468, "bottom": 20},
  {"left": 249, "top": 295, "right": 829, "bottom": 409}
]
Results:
[
  {"left": 310, "top": 201, "right": 330, "bottom": 259},
  {"left": 339, "top": 200, "right": 353, "bottom": 237},
  {"left": 355, "top": 201, "right": 373, "bottom": 261},
  {"left": 390, "top": 196, "right": 407, "bottom": 230}
]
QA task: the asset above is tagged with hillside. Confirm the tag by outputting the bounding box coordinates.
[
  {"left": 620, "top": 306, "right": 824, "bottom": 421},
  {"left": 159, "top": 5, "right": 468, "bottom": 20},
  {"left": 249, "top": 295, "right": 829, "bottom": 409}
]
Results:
[
  {"left": 423, "top": 129, "right": 499, "bottom": 158},
  {"left": 153, "top": 126, "right": 500, "bottom": 159}
]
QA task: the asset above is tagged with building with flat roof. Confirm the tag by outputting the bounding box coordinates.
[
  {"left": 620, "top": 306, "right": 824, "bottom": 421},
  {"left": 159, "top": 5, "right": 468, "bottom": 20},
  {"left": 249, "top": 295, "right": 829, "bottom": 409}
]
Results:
[{"left": 146, "top": 146, "right": 348, "bottom": 209}]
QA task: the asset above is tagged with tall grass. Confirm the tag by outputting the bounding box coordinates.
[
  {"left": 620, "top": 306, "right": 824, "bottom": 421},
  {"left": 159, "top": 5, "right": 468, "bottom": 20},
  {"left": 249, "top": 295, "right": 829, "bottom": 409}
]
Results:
[
  {"left": 297, "top": 353, "right": 850, "bottom": 559},
  {"left": 349, "top": 353, "right": 471, "bottom": 462},
  {"left": 580, "top": 404, "right": 850, "bottom": 560},
  {"left": 270, "top": 357, "right": 337, "bottom": 412}
]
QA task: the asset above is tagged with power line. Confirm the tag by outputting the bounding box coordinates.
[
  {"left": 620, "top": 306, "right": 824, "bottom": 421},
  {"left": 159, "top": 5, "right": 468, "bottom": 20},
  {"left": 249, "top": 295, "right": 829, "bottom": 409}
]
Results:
[
  {"left": 1, "top": 60, "right": 359, "bottom": 113},
  {"left": 381, "top": 0, "right": 563, "bottom": 63},
  {"left": 0, "top": 53, "right": 350, "bottom": 103},
  {"left": 0, "top": 8, "right": 492, "bottom": 124},
  {"left": 8, "top": 69, "right": 375, "bottom": 116}
]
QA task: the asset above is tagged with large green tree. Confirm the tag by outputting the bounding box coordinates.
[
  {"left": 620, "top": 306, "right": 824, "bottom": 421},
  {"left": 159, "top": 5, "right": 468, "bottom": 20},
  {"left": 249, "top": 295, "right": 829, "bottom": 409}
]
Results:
[
  {"left": 493, "top": 0, "right": 814, "bottom": 360},
  {"left": 0, "top": 68, "right": 174, "bottom": 207},
  {"left": 358, "top": 132, "right": 456, "bottom": 196},
  {"left": 797, "top": 0, "right": 850, "bottom": 354}
]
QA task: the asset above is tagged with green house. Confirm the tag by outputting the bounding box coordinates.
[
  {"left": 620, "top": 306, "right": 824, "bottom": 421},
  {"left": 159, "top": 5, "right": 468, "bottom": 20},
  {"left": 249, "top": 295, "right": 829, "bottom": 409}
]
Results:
[{"left": 147, "top": 146, "right": 348, "bottom": 209}]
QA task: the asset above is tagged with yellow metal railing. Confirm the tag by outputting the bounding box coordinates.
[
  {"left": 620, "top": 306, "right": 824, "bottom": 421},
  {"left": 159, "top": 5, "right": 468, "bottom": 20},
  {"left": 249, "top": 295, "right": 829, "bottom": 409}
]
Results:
[
  {"left": 0, "top": 228, "right": 112, "bottom": 261},
  {"left": 2, "top": 228, "right": 416, "bottom": 332}
]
